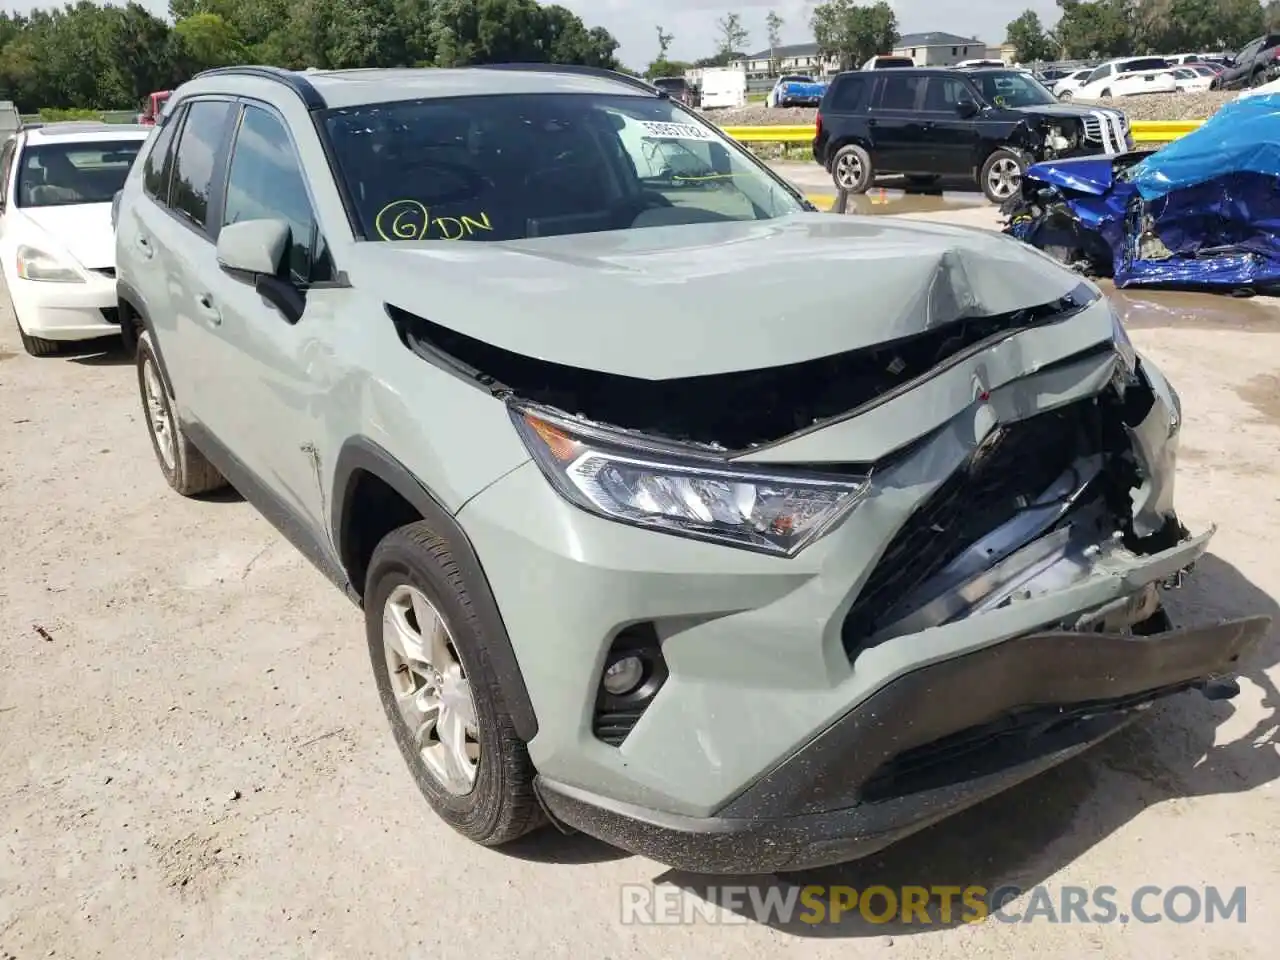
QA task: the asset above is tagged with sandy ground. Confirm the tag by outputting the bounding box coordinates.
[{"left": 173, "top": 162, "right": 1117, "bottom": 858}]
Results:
[{"left": 1, "top": 190, "right": 1278, "bottom": 958}]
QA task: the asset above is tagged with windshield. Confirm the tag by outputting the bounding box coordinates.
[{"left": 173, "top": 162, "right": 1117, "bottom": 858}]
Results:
[
  {"left": 652, "top": 79, "right": 688, "bottom": 91},
  {"left": 322, "top": 93, "right": 805, "bottom": 243},
  {"left": 971, "top": 70, "right": 1058, "bottom": 107},
  {"left": 15, "top": 139, "right": 143, "bottom": 207}
]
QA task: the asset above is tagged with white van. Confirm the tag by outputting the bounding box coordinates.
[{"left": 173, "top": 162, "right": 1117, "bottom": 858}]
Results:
[{"left": 698, "top": 66, "right": 746, "bottom": 109}]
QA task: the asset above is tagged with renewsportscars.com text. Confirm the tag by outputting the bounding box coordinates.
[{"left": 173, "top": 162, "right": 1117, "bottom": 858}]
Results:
[{"left": 620, "top": 884, "right": 1248, "bottom": 926}]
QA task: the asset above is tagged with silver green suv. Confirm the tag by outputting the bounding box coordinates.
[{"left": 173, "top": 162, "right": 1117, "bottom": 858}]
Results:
[{"left": 114, "top": 64, "right": 1267, "bottom": 874}]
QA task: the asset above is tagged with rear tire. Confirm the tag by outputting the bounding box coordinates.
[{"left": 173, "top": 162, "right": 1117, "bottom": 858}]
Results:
[
  {"left": 365, "top": 522, "right": 543, "bottom": 847},
  {"left": 981, "top": 148, "right": 1026, "bottom": 204},
  {"left": 831, "top": 143, "right": 874, "bottom": 194},
  {"left": 135, "top": 330, "right": 227, "bottom": 497}
]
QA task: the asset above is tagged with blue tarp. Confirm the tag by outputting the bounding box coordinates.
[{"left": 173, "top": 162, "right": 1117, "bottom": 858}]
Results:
[{"left": 1127, "top": 93, "right": 1280, "bottom": 201}]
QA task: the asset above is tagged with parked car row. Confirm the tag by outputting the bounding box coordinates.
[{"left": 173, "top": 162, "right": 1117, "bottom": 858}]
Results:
[
  {"left": 811, "top": 65, "right": 1132, "bottom": 203},
  {"left": 3, "top": 64, "right": 1261, "bottom": 881}
]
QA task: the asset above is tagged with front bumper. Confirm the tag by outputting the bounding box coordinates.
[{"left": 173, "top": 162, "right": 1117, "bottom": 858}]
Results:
[
  {"left": 6, "top": 270, "right": 120, "bottom": 341},
  {"left": 535, "top": 614, "right": 1266, "bottom": 873}
]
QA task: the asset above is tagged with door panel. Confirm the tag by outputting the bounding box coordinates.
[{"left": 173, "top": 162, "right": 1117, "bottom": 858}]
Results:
[
  {"left": 868, "top": 75, "right": 929, "bottom": 172},
  {"left": 196, "top": 101, "right": 337, "bottom": 534},
  {"left": 154, "top": 98, "right": 237, "bottom": 430},
  {"left": 919, "top": 77, "right": 978, "bottom": 176}
]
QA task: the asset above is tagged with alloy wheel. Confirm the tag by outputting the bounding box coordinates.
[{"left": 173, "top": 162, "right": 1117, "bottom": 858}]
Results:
[
  {"left": 141, "top": 356, "right": 176, "bottom": 471},
  {"left": 987, "top": 158, "right": 1021, "bottom": 201},
  {"left": 382, "top": 583, "right": 481, "bottom": 795}
]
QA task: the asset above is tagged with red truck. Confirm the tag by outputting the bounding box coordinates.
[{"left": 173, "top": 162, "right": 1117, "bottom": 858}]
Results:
[{"left": 137, "top": 90, "right": 172, "bottom": 126}]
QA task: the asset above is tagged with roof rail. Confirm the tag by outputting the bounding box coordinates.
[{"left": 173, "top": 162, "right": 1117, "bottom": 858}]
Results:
[
  {"left": 189, "top": 65, "right": 327, "bottom": 110},
  {"left": 472, "top": 62, "right": 664, "bottom": 96}
]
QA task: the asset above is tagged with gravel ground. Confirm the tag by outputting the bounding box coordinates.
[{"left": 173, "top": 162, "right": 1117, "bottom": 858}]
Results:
[
  {"left": 708, "top": 90, "right": 1237, "bottom": 127},
  {"left": 1, "top": 203, "right": 1279, "bottom": 957}
]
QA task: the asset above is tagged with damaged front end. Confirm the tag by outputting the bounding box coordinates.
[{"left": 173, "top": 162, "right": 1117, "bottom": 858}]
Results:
[
  {"left": 1005, "top": 94, "right": 1280, "bottom": 293},
  {"left": 390, "top": 280, "right": 1210, "bottom": 652}
]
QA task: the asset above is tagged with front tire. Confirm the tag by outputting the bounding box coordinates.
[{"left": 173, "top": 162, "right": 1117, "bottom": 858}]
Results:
[
  {"left": 831, "top": 143, "right": 874, "bottom": 193},
  {"left": 981, "top": 148, "right": 1026, "bottom": 204},
  {"left": 135, "top": 330, "right": 227, "bottom": 496},
  {"left": 365, "top": 522, "right": 543, "bottom": 847},
  {"left": 1058, "top": 89, "right": 1074, "bottom": 101}
]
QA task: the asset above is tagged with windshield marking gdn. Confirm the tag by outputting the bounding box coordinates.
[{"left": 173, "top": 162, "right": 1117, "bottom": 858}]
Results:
[
  {"left": 321, "top": 92, "right": 805, "bottom": 242},
  {"left": 374, "top": 200, "right": 494, "bottom": 241}
]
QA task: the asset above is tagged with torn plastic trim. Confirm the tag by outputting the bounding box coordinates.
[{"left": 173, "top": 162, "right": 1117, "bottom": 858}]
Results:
[{"left": 385, "top": 281, "right": 1103, "bottom": 455}]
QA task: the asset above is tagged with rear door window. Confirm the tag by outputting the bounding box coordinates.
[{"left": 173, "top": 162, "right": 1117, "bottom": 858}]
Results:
[
  {"left": 168, "top": 99, "right": 235, "bottom": 232},
  {"left": 143, "top": 105, "right": 183, "bottom": 204},
  {"left": 875, "top": 75, "right": 925, "bottom": 111},
  {"left": 827, "top": 75, "right": 868, "bottom": 111}
]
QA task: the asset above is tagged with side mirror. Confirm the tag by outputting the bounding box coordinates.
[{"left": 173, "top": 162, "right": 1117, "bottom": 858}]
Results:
[
  {"left": 956, "top": 98, "right": 980, "bottom": 118},
  {"left": 216, "top": 218, "right": 306, "bottom": 325},
  {"left": 216, "top": 218, "right": 289, "bottom": 275}
]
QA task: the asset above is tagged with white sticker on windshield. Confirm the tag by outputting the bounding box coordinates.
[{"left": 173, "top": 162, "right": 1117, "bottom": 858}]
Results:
[{"left": 638, "top": 121, "right": 717, "bottom": 141}]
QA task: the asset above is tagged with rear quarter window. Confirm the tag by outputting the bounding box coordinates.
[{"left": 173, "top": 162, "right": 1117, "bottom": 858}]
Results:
[{"left": 826, "top": 76, "right": 868, "bottom": 111}]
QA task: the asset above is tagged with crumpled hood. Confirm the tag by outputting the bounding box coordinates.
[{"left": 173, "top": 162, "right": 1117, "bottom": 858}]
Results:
[
  {"left": 17, "top": 203, "right": 115, "bottom": 270},
  {"left": 350, "top": 214, "right": 1083, "bottom": 379},
  {"left": 1009, "top": 103, "right": 1125, "bottom": 123}
]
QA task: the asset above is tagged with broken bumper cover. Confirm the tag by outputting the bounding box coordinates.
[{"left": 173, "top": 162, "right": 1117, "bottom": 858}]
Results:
[{"left": 536, "top": 614, "right": 1268, "bottom": 874}]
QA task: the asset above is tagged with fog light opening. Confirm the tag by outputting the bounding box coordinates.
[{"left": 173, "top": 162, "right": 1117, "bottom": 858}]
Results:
[{"left": 602, "top": 655, "right": 646, "bottom": 696}]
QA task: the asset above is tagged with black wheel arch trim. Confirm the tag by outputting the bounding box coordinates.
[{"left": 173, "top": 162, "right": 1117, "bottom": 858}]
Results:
[
  {"left": 331, "top": 436, "right": 539, "bottom": 742},
  {"left": 117, "top": 279, "right": 171, "bottom": 391}
]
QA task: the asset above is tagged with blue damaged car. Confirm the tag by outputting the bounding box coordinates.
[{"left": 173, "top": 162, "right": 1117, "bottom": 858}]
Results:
[{"left": 1002, "top": 93, "right": 1280, "bottom": 293}]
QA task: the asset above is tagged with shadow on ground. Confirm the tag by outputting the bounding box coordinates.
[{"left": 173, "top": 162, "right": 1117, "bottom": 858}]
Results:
[
  {"left": 64, "top": 336, "right": 131, "bottom": 366},
  {"left": 512, "top": 554, "right": 1279, "bottom": 938}
]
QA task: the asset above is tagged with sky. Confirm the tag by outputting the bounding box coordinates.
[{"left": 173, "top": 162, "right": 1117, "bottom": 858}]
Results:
[{"left": 4, "top": 0, "right": 1066, "bottom": 68}]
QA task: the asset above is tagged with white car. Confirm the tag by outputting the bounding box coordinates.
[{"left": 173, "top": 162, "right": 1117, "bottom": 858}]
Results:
[
  {"left": 1051, "top": 68, "right": 1096, "bottom": 99},
  {"left": 1071, "top": 57, "right": 1179, "bottom": 99},
  {"left": 1171, "top": 65, "right": 1216, "bottom": 93},
  {"left": 0, "top": 122, "right": 149, "bottom": 356}
]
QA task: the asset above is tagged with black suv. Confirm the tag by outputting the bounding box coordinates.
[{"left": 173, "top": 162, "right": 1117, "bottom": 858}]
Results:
[
  {"left": 813, "top": 67, "right": 1133, "bottom": 203},
  {"left": 1215, "top": 34, "right": 1280, "bottom": 89}
]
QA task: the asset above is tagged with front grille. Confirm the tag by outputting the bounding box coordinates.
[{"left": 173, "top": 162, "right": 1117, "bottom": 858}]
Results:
[
  {"left": 841, "top": 399, "right": 1101, "bottom": 658},
  {"left": 1081, "top": 113, "right": 1126, "bottom": 153}
]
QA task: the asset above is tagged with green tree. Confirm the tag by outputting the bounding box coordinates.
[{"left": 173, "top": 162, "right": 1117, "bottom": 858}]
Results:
[
  {"left": 716, "top": 12, "right": 749, "bottom": 55},
  {"left": 1052, "top": 0, "right": 1130, "bottom": 59},
  {"left": 765, "top": 9, "right": 784, "bottom": 73},
  {"left": 811, "top": 0, "right": 898, "bottom": 70},
  {"left": 173, "top": 12, "right": 243, "bottom": 67},
  {"left": 656, "top": 24, "right": 673, "bottom": 60},
  {"left": 1006, "top": 10, "right": 1056, "bottom": 62}
]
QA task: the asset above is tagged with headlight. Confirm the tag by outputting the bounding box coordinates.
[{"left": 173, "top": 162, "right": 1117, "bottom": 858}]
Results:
[
  {"left": 1110, "top": 306, "right": 1137, "bottom": 374},
  {"left": 511, "top": 406, "right": 870, "bottom": 557},
  {"left": 16, "top": 245, "right": 83, "bottom": 283}
]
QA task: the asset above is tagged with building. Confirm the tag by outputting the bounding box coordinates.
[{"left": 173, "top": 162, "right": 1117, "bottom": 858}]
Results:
[
  {"left": 892, "top": 31, "right": 986, "bottom": 67},
  {"left": 734, "top": 42, "right": 840, "bottom": 79}
]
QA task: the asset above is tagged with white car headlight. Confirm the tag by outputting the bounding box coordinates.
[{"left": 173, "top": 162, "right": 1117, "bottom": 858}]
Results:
[
  {"left": 512, "top": 405, "right": 870, "bottom": 557},
  {"left": 16, "top": 244, "right": 84, "bottom": 283}
]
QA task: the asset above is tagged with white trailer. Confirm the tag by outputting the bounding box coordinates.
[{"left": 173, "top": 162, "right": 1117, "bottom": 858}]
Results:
[{"left": 698, "top": 66, "right": 747, "bottom": 109}]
